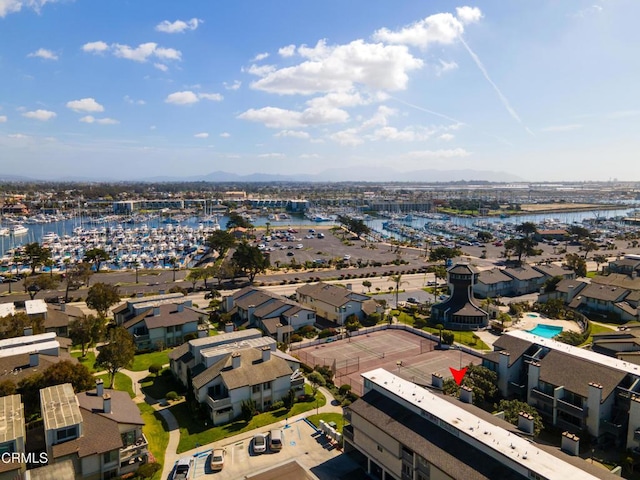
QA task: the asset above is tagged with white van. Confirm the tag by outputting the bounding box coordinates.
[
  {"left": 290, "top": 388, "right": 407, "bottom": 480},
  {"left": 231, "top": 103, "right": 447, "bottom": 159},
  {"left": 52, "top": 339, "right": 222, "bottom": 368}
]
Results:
[{"left": 269, "top": 429, "right": 283, "bottom": 452}]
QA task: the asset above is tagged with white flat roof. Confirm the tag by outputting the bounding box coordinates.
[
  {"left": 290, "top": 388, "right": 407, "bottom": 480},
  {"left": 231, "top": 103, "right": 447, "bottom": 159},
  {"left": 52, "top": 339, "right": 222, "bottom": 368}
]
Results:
[
  {"left": 0, "top": 332, "right": 56, "bottom": 351},
  {"left": 0, "top": 394, "right": 24, "bottom": 443},
  {"left": 362, "top": 368, "right": 605, "bottom": 480},
  {"left": 200, "top": 336, "right": 275, "bottom": 360},
  {"left": 0, "top": 340, "right": 60, "bottom": 359},
  {"left": 506, "top": 330, "right": 640, "bottom": 376},
  {"left": 25, "top": 299, "right": 47, "bottom": 315},
  {"left": 189, "top": 328, "right": 263, "bottom": 348},
  {"left": 40, "top": 383, "right": 82, "bottom": 431},
  {"left": 0, "top": 303, "right": 15, "bottom": 318}
]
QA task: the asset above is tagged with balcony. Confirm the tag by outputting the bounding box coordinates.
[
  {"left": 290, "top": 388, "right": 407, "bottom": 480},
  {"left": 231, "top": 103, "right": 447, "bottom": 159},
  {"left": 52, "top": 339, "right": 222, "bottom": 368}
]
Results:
[
  {"left": 120, "top": 433, "right": 149, "bottom": 465},
  {"left": 557, "top": 399, "right": 587, "bottom": 418},
  {"left": 634, "top": 428, "right": 640, "bottom": 442},
  {"left": 531, "top": 388, "right": 554, "bottom": 403},
  {"left": 343, "top": 424, "right": 354, "bottom": 442},
  {"left": 207, "top": 395, "right": 231, "bottom": 410}
]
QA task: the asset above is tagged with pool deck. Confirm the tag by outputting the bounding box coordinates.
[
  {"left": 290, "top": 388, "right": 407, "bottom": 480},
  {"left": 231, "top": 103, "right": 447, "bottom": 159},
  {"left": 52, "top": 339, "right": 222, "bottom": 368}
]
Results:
[{"left": 475, "top": 311, "right": 582, "bottom": 349}]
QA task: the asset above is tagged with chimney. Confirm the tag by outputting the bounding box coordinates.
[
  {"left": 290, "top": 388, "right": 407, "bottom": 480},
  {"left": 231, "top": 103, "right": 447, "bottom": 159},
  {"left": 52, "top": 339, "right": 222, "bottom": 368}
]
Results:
[
  {"left": 346, "top": 283, "right": 352, "bottom": 291},
  {"left": 96, "top": 379, "right": 104, "bottom": 397},
  {"left": 232, "top": 352, "right": 241, "bottom": 369},
  {"left": 177, "top": 303, "right": 184, "bottom": 313},
  {"left": 159, "top": 289, "right": 165, "bottom": 295},
  {"left": 460, "top": 385, "right": 473, "bottom": 404},
  {"left": 23, "top": 326, "right": 33, "bottom": 336},
  {"left": 224, "top": 323, "right": 234, "bottom": 333},
  {"left": 136, "top": 292, "right": 143, "bottom": 298},
  {"left": 29, "top": 352, "right": 39, "bottom": 367},
  {"left": 60, "top": 302, "right": 66, "bottom": 312},
  {"left": 431, "top": 372, "right": 443, "bottom": 389},
  {"left": 561, "top": 431, "right": 580, "bottom": 456},
  {"left": 517, "top": 411, "right": 534, "bottom": 435},
  {"left": 261, "top": 346, "right": 271, "bottom": 362},
  {"left": 153, "top": 306, "right": 161, "bottom": 316},
  {"left": 103, "top": 394, "right": 111, "bottom": 414}
]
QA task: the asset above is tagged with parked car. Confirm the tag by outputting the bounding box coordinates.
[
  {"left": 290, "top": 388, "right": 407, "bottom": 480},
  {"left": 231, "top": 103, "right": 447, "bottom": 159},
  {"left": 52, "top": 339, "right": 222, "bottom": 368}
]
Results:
[
  {"left": 407, "top": 297, "right": 418, "bottom": 304},
  {"left": 253, "top": 433, "right": 267, "bottom": 454},
  {"left": 210, "top": 448, "right": 225, "bottom": 471},
  {"left": 172, "top": 457, "right": 193, "bottom": 480},
  {"left": 287, "top": 252, "right": 294, "bottom": 256},
  {"left": 296, "top": 243, "right": 304, "bottom": 249},
  {"left": 269, "top": 429, "right": 283, "bottom": 452},
  {"left": 343, "top": 254, "right": 351, "bottom": 260}
]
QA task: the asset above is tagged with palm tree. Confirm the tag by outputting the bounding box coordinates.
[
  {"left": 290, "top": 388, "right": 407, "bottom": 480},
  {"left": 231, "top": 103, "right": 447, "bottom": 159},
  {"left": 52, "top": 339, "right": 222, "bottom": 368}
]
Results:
[
  {"left": 389, "top": 274, "right": 406, "bottom": 309},
  {"left": 169, "top": 257, "right": 179, "bottom": 282}
]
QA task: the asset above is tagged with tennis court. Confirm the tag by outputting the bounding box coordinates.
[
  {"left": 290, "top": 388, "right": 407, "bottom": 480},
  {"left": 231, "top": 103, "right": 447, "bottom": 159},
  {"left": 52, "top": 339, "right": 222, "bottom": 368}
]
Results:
[{"left": 295, "top": 329, "right": 482, "bottom": 395}]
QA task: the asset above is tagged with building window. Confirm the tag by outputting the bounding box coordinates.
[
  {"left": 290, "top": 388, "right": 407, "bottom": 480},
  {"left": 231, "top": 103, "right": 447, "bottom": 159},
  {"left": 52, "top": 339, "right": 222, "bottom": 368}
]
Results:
[
  {"left": 252, "top": 384, "right": 261, "bottom": 394},
  {"left": 377, "top": 445, "right": 383, "bottom": 452},
  {"left": 103, "top": 450, "right": 118, "bottom": 464},
  {"left": 55, "top": 426, "right": 77, "bottom": 443},
  {"left": 263, "top": 381, "right": 271, "bottom": 390}
]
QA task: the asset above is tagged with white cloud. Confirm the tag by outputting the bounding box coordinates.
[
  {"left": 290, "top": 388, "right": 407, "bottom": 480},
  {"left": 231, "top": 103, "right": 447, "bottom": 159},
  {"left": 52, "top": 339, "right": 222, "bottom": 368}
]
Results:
[
  {"left": 574, "top": 5, "right": 603, "bottom": 18},
  {"left": 258, "top": 153, "right": 285, "bottom": 158},
  {"left": 246, "top": 63, "right": 276, "bottom": 76},
  {"left": 27, "top": 48, "right": 58, "bottom": 60},
  {"left": 371, "top": 125, "right": 432, "bottom": 142},
  {"left": 8, "top": 133, "right": 28, "bottom": 139},
  {"left": 373, "top": 12, "right": 465, "bottom": 50},
  {"left": 224, "top": 81, "right": 241, "bottom": 90},
  {"left": 79, "top": 115, "right": 119, "bottom": 124},
  {"left": 406, "top": 148, "right": 471, "bottom": 158},
  {"left": 150, "top": 125, "right": 157, "bottom": 130},
  {"left": 0, "top": 0, "right": 62, "bottom": 18},
  {"left": 252, "top": 52, "right": 270, "bottom": 61},
  {"left": 155, "top": 18, "right": 201, "bottom": 34},
  {"left": 198, "top": 93, "right": 223, "bottom": 101},
  {"left": 439, "top": 133, "right": 454, "bottom": 141},
  {"left": 82, "top": 41, "right": 109, "bottom": 53},
  {"left": 66, "top": 97, "right": 104, "bottom": 113},
  {"left": 0, "top": 115, "right": 6, "bottom": 123},
  {"left": 306, "top": 91, "right": 375, "bottom": 109},
  {"left": 250, "top": 39, "right": 423, "bottom": 95},
  {"left": 238, "top": 105, "right": 348, "bottom": 128},
  {"left": 22, "top": 109, "right": 56, "bottom": 121},
  {"left": 456, "top": 6, "right": 483, "bottom": 25},
  {"left": 165, "top": 91, "right": 199, "bottom": 105},
  {"left": 300, "top": 153, "right": 321, "bottom": 159},
  {"left": 124, "top": 95, "right": 145, "bottom": 105},
  {"left": 154, "top": 63, "right": 168, "bottom": 72},
  {"left": 220, "top": 132, "right": 231, "bottom": 138},
  {"left": 435, "top": 59, "right": 458, "bottom": 76},
  {"left": 278, "top": 44, "right": 296, "bottom": 57},
  {"left": 165, "top": 91, "right": 224, "bottom": 105},
  {"left": 194, "top": 132, "right": 209, "bottom": 138},
  {"left": 275, "top": 130, "right": 310, "bottom": 139},
  {"left": 84, "top": 42, "right": 181, "bottom": 63},
  {"left": 540, "top": 124, "right": 583, "bottom": 132},
  {"left": 329, "top": 128, "right": 364, "bottom": 146}
]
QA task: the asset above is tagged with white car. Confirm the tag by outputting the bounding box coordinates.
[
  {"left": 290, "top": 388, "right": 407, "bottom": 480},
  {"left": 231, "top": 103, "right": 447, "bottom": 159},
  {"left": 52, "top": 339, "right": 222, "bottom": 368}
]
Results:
[
  {"left": 343, "top": 254, "right": 351, "bottom": 260},
  {"left": 253, "top": 433, "right": 267, "bottom": 454},
  {"left": 210, "top": 448, "right": 225, "bottom": 471},
  {"left": 296, "top": 243, "right": 304, "bottom": 249},
  {"left": 172, "top": 457, "right": 193, "bottom": 480}
]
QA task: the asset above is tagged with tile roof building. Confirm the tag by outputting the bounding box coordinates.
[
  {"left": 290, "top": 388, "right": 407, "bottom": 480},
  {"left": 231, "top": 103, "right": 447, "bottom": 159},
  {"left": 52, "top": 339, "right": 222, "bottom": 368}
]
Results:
[
  {"left": 431, "top": 264, "right": 488, "bottom": 330},
  {"left": 0, "top": 395, "right": 26, "bottom": 480},
  {"left": 295, "top": 282, "right": 376, "bottom": 325}
]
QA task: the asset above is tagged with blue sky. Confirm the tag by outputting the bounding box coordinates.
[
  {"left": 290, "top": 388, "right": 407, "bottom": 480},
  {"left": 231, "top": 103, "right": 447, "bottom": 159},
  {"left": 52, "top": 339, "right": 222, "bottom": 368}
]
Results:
[{"left": 1, "top": 0, "right": 639, "bottom": 181}]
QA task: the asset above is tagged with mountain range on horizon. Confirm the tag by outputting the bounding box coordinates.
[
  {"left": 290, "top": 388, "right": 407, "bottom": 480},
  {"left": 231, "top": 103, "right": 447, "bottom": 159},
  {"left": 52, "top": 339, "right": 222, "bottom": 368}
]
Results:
[{"left": 1, "top": 167, "right": 525, "bottom": 184}]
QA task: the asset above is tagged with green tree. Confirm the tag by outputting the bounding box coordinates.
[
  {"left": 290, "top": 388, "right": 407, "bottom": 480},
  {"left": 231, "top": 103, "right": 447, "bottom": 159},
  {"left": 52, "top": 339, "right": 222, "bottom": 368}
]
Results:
[
  {"left": 42, "top": 360, "right": 95, "bottom": 393},
  {"left": 149, "top": 363, "right": 163, "bottom": 377},
  {"left": 96, "top": 327, "right": 135, "bottom": 388},
  {"left": 240, "top": 398, "right": 257, "bottom": 421},
  {"left": 542, "top": 275, "right": 563, "bottom": 293},
  {"left": 429, "top": 246, "right": 462, "bottom": 264},
  {"left": 389, "top": 274, "right": 406, "bottom": 309},
  {"left": 0, "top": 312, "right": 44, "bottom": 339},
  {"left": 580, "top": 240, "right": 599, "bottom": 260},
  {"left": 69, "top": 315, "right": 105, "bottom": 357},
  {"left": 226, "top": 212, "right": 252, "bottom": 230},
  {"left": 362, "top": 280, "right": 372, "bottom": 292},
  {"left": 23, "top": 274, "right": 59, "bottom": 300},
  {"left": 462, "top": 364, "right": 498, "bottom": 405},
  {"left": 565, "top": 253, "right": 587, "bottom": 277},
  {"left": 186, "top": 268, "right": 203, "bottom": 292},
  {"left": 86, "top": 283, "right": 121, "bottom": 318},
  {"left": 567, "top": 225, "right": 591, "bottom": 240},
  {"left": 84, "top": 248, "right": 110, "bottom": 273},
  {"left": 232, "top": 241, "right": 269, "bottom": 282},
  {"left": 206, "top": 230, "right": 236, "bottom": 257},
  {"left": 495, "top": 399, "right": 543, "bottom": 436},
  {"left": 477, "top": 231, "right": 493, "bottom": 242},
  {"left": 307, "top": 371, "right": 326, "bottom": 396},
  {"left": 0, "top": 379, "right": 16, "bottom": 397},
  {"left": 593, "top": 254, "right": 608, "bottom": 273},
  {"left": 504, "top": 237, "right": 540, "bottom": 265},
  {"left": 23, "top": 242, "right": 51, "bottom": 275},
  {"left": 515, "top": 222, "right": 538, "bottom": 239}
]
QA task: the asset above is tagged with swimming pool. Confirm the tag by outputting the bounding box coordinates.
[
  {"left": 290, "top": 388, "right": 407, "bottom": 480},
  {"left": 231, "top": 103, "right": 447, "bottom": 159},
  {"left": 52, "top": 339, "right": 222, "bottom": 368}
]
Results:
[{"left": 527, "top": 324, "right": 563, "bottom": 338}]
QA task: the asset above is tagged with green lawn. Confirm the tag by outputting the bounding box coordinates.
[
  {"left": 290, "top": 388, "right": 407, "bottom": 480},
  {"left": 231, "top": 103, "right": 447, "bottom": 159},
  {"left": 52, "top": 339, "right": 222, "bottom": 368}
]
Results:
[
  {"left": 421, "top": 327, "right": 491, "bottom": 350},
  {"left": 96, "top": 372, "right": 135, "bottom": 398},
  {"left": 138, "top": 403, "right": 169, "bottom": 480},
  {"left": 71, "top": 351, "right": 96, "bottom": 372},
  {"left": 580, "top": 322, "right": 616, "bottom": 346},
  {"left": 140, "top": 370, "right": 185, "bottom": 401},
  {"left": 307, "top": 413, "right": 345, "bottom": 433},
  {"left": 131, "top": 349, "right": 172, "bottom": 372},
  {"left": 174, "top": 386, "right": 326, "bottom": 453}
]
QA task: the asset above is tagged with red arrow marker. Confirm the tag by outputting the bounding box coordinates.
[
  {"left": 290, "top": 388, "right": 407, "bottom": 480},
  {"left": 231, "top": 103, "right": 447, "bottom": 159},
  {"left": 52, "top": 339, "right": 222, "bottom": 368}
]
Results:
[{"left": 449, "top": 367, "right": 468, "bottom": 386}]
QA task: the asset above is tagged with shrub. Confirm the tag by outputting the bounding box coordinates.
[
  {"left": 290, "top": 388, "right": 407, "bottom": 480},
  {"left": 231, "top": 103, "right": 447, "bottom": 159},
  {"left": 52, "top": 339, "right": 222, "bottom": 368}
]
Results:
[
  {"left": 148, "top": 363, "right": 163, "bottom": 376},
  {"left": 166, "top": 391, "right": 179, "bottom": 401},
  {"left": 135, "top": 462, "right": 161, "bottom": 479},
  {"left": 318, "top": 328, "right": 337, "bottom": 339},
  {"left": 339, "top": 384, "right": 352, "bottom": 395},
  {"left": 270, "top": 400, "right": 285, "bottom": 411},
  {"left": 442, "top": 330, "right": 454, "bottom": 345},
  {"left": 290, "top": 334, "right": 303, "bottom": 343}
]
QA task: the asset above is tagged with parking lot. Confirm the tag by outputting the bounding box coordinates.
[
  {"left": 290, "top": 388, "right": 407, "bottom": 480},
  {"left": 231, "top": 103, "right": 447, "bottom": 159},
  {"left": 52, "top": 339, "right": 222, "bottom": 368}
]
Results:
[{"left": 179, "top": 419, "right": 359, "bottom": 479}]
